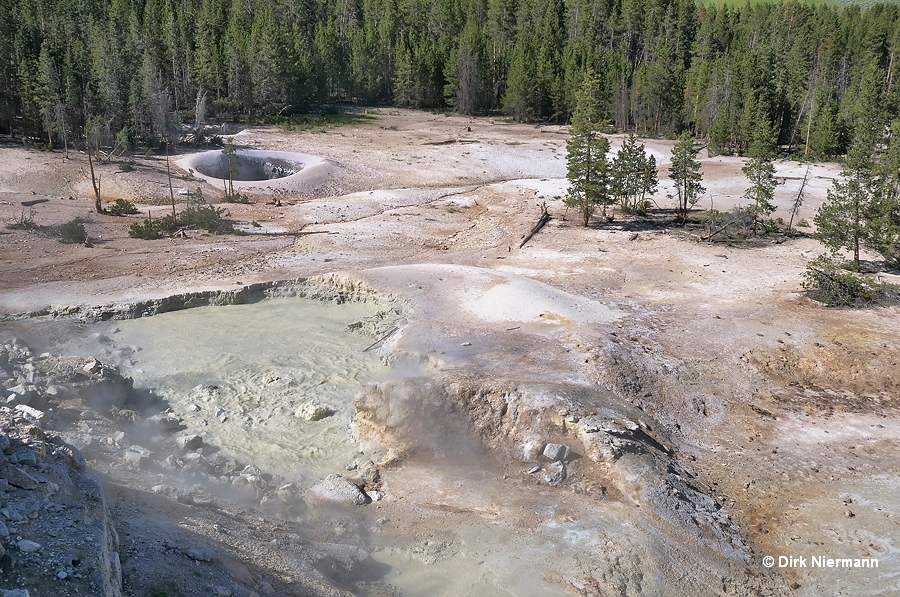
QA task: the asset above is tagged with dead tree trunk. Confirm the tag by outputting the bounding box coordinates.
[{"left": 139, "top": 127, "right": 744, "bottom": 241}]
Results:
[
  {"left": 167, "top": 145, "right": 177, "bottom": 220},
  {"left": 519, "top": 203, "right": 551, "bottom": 249},
  {"left": 788, "top": 164, "right": 810, "bottom": 233},
  {"left": 87, "top": 148, "right": 102, "bottom": 213}
]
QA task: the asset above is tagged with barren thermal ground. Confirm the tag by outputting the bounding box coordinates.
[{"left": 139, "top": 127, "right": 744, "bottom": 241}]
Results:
[{"left": 0, "top": 110, "right": 897, "bottom": 597}]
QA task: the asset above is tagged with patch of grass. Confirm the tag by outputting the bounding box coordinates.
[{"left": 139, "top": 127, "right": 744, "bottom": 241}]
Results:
[{"left": 60, "top": 218, "right": 88, "bottom": 243}]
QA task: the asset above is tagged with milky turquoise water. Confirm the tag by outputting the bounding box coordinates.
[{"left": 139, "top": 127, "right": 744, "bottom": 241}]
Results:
[{"left": 110, "top": 297, "right": 388, "bottom": 480}]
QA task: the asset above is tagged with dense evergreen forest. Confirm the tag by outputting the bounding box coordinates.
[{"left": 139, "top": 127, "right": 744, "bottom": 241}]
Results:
[{"left": 2, "top": 0, "right": 900, "bottom": 156}]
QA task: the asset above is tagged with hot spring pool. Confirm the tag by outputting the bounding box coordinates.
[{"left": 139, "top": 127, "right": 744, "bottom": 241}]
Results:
[{"left": 108, "top": 296, "right": 388, "bottom": 481}]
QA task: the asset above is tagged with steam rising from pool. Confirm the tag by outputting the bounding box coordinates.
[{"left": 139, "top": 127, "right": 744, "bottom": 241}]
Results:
[{"left": 112, "top": 297, "right": 388, "bottom": 481}]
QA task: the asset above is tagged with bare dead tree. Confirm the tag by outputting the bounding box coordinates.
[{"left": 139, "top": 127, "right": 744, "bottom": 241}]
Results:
[
  {"left": 194, "top": 90, "right": 207, "bottom": 130},
  {"left": 167, "top": 144, "right": 177, "bottom": 219},
  {"left": 83, "top": 119, "right": 104, "bottom": 213},
  {"left": 87, "top": 145, "right": 102, "bottom": 213},
  {"left": 788, "top": 164, "right": 811, "bottom": 233}
]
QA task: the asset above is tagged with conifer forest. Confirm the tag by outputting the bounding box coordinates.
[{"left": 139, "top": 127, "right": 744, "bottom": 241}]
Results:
[{"left": 2, "top": 0, "right": 900, "bottom": 157}]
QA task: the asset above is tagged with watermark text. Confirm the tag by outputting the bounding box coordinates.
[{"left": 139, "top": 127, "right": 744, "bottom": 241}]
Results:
[{"left": 762, "top": 555, "right": 879, "bottom": 569}]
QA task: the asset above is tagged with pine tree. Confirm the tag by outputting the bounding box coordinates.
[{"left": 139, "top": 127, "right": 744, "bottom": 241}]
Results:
[
  {"left": 446, "top": 14, "right": 490, "bottom": 115},
  {"left": 502, "top": 39, "right": 536, "bottom": 121},
  {"left": 611, "top": 135, "right": 658, "bottom": 214},
  {"left": 815, "top": 140, "right": 883, "bottom": 270},
  {"left": 741, "top": 107, "right": 779, "bottom": 235},
  {"left": 669, "top": 131, "right": 705, "bottom": 224},
  {"left": 392, "top": 39, "right": 417, "bottom": 108},
  {"left": 566, "top": 71, "right": 612, "bottom": 227}
]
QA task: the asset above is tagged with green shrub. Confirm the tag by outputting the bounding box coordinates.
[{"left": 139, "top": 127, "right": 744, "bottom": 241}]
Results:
[
  {"left": 107, "top": 198, "right": 139, "bottom": 216},
  {"left": 60, "top": 218, "right": 87, "bottom": 243},
  {"left": 251, "top": 220, "right": 261, "bottom": 227},
  {"left": 117, "top": 161, "right": 135, "bottom": 172},
  {"left": 129, "top": 195, "right": 242, "bottom": 239},
  {"left": 128, "top": 214, "right": 177, "bottom": 240},
  {"left": 128, "top": 219, "right": 162, "bottom": 240},
  {"left": 184, "top": 204, "right": 238, "bottom": 234},
  {"left": 802, "top": 254, "right": 897, "bottom": 306},
  {"left": 795, "top": 218, "right": 810, "bottom": 228},
  {"left": 759, "top": 218, "right": 781, "bottom": 235}
]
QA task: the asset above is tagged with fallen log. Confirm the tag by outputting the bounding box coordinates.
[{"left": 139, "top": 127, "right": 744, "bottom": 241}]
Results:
[
  {"left": 363, "top": 326, "right": 399, "bottom": 352},
  {"left": 702, "top": 220, "right": 738, "bottom": 241},
  {"left": 21, "top": 198, "right": 49, "bottom": 207},
  {"left": 519, "top": 203, "right": 550, "bottom": 249}
]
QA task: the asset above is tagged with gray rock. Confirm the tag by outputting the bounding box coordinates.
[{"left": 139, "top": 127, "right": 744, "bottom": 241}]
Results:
[
  {"left": 82, "top": 358, "right": 101, "bottom": 374},
  {"left": 13, "top": 405, "right": 42, "bottom": 424},
  {"left": 0, "top": 434, "right": 9, "bottom": 454},
  {"left": 0, "top": 522, "right": 9, "bottom": 537},
  {"left": 296, "top": 401, "right": 336, "bottom": 422},
  {"left": 176, "top": 434, "right": 204, "bottom": 451},
  {"left": 5, "top": 395, "right": 28, "bottom": 408},
  {"left": 127, "top": 445, "right": 153, "bottom": 457},
  {"left": 542, "top": 443, "right": 571, "bottom": 461},
  {"left": 12, "top": 450, "right": 37, "bottom": 467},
  {"left": 90, "top": 332, "right": 112, "bottom": 344},
  {"left": 145, "top": 413, "right": 183, "bottom": 433},
  {"left": 310, "top": 543, "right": 372, "bottom": 579},
  {"left": 0, "top": 462, "right": 38, "bottom": 490},
  {"left": 52, "top": 444, "right": 85, "bottom": 470},
  {"left": 0, "top": 507, "right": 23, "bottom": 522},
  {"left": 0, "top": 590, "right": 31, "bottom": 597},
  {"left": 183, "top": 452, "right": 203, "bottom": 465},
  {"left": 15, "top": 540, "right": 41, "bottom": 553},
  {"left": 7, "top": 385, "right": 29, "bottom": 398},
  {"left": 0, "top": 552, "right": 16, "bottom": 573},
  {"left": 307, "top": 474, "right": 369, "bottom": 506},
  {"left": 185, "top": 547, "right": 213, "bottom": 562},
  {"left": 124, "top": 450, "right": 152, "bottom": 470},
  {"left": 542, "top": 461, "right": 567, "bottom": 487}
]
